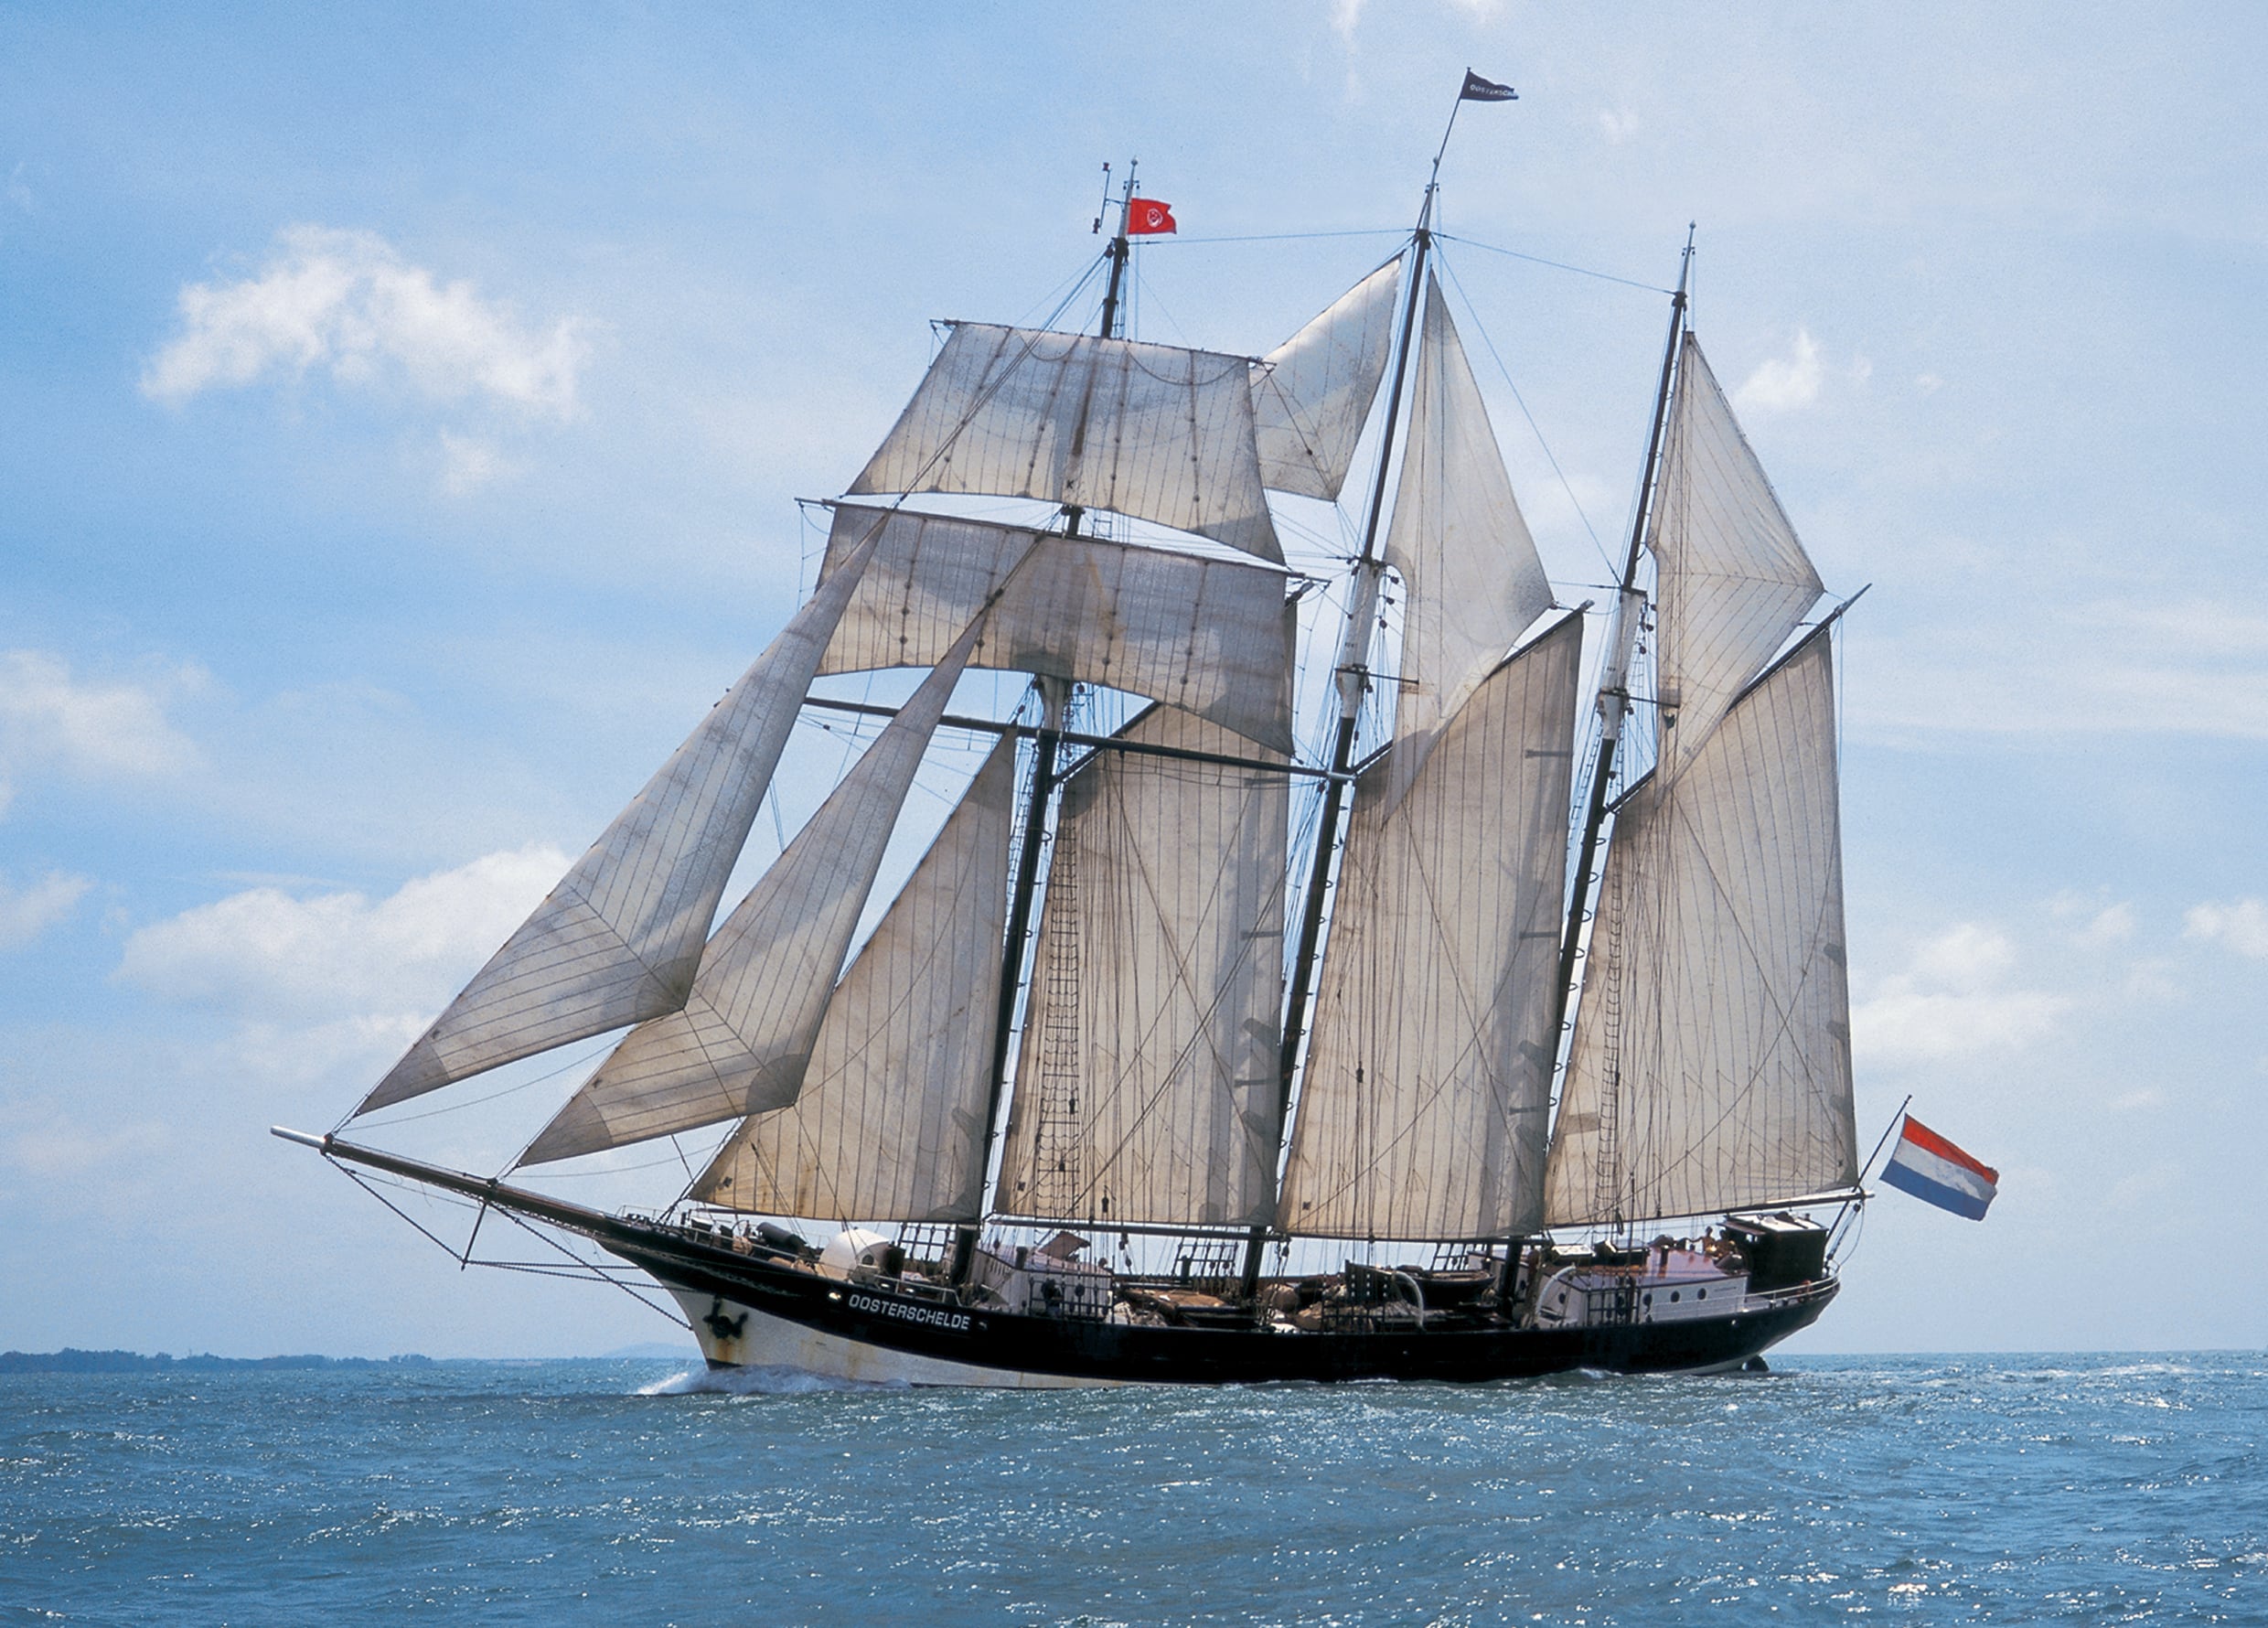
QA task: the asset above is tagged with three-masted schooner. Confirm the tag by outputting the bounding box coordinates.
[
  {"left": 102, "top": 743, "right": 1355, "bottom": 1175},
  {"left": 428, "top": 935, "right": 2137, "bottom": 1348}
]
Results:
[{"left": 280, "top": 108, "right": 1864, "bottom": 1385}]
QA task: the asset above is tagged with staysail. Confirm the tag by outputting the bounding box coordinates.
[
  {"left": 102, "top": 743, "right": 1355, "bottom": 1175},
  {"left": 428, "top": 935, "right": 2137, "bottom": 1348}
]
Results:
[
  {"left": 1275, "top": 615, "right": 1581, "bottom": 1240},
  {"left": 1542, "top": 628, "right": 1856, "bottom": 1226},
  {"left": 818, "top": 502, "right": 1296, "bottom": 754},
  {"left": 1379, "top": 275, "right": 1557, "bottom": 807},
  {"left": 519, "top": 605, "right": 1000, "bottom": 1166},
  {"left": 689, "top": 732, "right": 1017, "bottom": 1222},
  {"left": 356, "top": 534, "right": 881, "bottom": 1114},
  {"left": 992, "top": 706, "right": 1288, "bottom": 1228},
  {"left": 849, "top": 323, "right": 1281, "bottom": 563},
  {"left": 1250, "top": 259, "right": 1403, "bottom": 501}
]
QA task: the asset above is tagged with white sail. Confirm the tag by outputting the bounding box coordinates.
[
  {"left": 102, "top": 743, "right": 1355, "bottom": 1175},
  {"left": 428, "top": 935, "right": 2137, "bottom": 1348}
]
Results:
[
  {"left": 1275, "top": 616, "right": 1582, "bottom": 1240},
  {"left": 992, "top": 706, "right": 1287, "bottom": 1227},
  {"left": 847, "top": 323, "right": 1281, "bottom": 563},
  {"left": 1250, "top": 259, "right": 1403, "bottom": 501},
  {"left": 1649, "top": 334, "right": 1824, "bottom": 777},
  {"left": 1543, "top": 630, "right": 1856, "bottom": 1226},
  {"left": 1379, "top": 276, "right": 1557, "bottom": 808},
  {"left": 357, "top": 535, "right": 881, "bottom": 1113},
  {"left": 519, "top": 606, "right": 1000, "bottom": 1166},
  {"left": 688, "top": 732, "right": 1017, "bottom": 1222},
  {"left": 818, "top": 503, "right": 1296, "bottom": 754}
]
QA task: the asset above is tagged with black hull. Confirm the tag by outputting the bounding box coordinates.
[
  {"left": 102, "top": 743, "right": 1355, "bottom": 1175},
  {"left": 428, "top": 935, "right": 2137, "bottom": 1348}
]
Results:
[
  {"left": 605, "top": 1231, "right": 1835, "bottom": 1387},
  {"left": 284, "top": 1133, "right": 1836, "bottom": 1387}
]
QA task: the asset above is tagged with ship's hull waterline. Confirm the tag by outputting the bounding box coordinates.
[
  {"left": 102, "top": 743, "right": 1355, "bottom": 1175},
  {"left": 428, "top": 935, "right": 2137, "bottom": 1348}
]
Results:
[{"left": 643, "top": 1245, "right": 1835, "bottom": 1388}]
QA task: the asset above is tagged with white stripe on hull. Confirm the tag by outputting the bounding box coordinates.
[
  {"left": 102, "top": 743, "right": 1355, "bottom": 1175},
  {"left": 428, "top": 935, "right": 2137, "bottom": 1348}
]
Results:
[{"left": 670, "top": 1290, "right": 1123, "bottom": 1389}]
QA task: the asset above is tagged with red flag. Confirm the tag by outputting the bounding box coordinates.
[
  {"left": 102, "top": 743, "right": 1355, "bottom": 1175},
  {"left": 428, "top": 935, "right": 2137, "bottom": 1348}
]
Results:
[{"left": 1126, "top": 197, "right": 1177, "bottom": 235}]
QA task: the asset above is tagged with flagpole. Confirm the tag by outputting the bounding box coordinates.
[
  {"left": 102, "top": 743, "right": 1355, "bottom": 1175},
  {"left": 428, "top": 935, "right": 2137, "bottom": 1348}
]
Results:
[{"left": 1828, "top": 1094, "right": 1911, "bottom": 1256}]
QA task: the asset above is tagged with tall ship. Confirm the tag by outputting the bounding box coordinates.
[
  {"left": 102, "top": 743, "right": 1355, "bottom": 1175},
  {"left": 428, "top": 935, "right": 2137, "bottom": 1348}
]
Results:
[{"left": 281, "top": 102, "right": 1867, "bottom": 1386}]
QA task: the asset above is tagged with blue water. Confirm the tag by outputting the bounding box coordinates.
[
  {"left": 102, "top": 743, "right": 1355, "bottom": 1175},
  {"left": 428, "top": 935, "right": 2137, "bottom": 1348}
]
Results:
[{"left": 3, "top": 1354, "right": 2262, "bottom": 1624}]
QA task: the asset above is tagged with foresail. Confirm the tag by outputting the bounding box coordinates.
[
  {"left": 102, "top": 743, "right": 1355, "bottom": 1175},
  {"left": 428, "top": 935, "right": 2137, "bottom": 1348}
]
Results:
[
  {"left": 1251, "top": 258, "right": 1403, "bottom": 501},
  {"left": 1649, "top": 334, "right": 1824, "bottom": 777},
  {"left": 1543, "top": 630, "right": 1856, "bottom": 1227},
  {"left": 1275, "top": 616, "right": 1581, "bottom": 1240},
  {"left": 819, "top": 503, "right": 1296, "bottom": 754},
  {"left": 847, "top": 323, "right": 1281, "bottom": 563},
  {"left": 518, "top": 605, "right": 1001, "bottom": 1166},
  {"left": 1380, "top": 276, "right": 1555, "bottom": 809},
  {"left": 992, "top": 707, "right": 1288, "bottom": 1227},
  {"left": 689, "top": 732, "right": 1016, "bottom": 1222},
  {"left": 356, "top": 534, "right": 882, "bottom": 1114}
]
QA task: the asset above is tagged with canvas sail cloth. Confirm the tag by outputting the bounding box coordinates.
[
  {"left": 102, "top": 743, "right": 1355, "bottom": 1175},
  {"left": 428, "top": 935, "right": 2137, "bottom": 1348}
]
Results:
[
  {"left": 357, "top": 535, "right": 883, "bottom": 1114},
  {"left": 1543, "top": 630, "right": 1856, "bottom": 1225},
  {"left": 818, "top": 502, "right": 1296, "bottom": 754},
  {"left": 992, "top": 707, "right": 1288, "bottom": 1227},
  {"left": 519, "top": 605, "right": 1000, "bottom": 1166},
  {"left": 690, "top": 733, "right": 1017, "bottom": 1222},
  {"left": 849, "top": 323, "right": 1281, "bottom": 563},
  {"left": 1276, "top": 616, "right": 1582, "bottom": 1240},
  {"left": 1249, "top": 258, "right": 1403, "bottom": 501},
  {"left": 1647, "top": 334, "right": 1824, "bottom": 780},
  {"left": 1378, "top": 276, "right": 1557, "bottom": 809}
]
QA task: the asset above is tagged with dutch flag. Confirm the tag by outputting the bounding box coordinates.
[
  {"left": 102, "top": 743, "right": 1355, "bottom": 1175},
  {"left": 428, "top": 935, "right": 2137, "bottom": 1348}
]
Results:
[{"left": 1880, "top": 1116, "right": 1999, "bottom": 1220}]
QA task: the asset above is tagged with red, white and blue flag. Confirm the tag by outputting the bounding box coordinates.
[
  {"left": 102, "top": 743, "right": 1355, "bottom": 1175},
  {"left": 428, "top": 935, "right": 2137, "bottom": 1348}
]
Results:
[{"left": 1880, "top": 1116, "right": 1999, "bottom": 1220}]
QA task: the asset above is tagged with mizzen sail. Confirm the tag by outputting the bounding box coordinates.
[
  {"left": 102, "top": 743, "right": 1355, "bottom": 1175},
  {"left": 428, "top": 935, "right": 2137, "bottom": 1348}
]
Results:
[{"left": 1250, "top": 258, "right": 1403, "bottom": 501}]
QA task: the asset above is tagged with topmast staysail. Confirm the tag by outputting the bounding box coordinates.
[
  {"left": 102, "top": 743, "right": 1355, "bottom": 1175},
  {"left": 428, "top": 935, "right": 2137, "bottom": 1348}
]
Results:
[
  {"left": 848, "top": 322, "right": 1282, "bottom": 563},
  {"left": 992, "top": 704, "right": 1289, "bottom": 1229},
  {"left": 689, "top": 731, "right": 1019, "bottom": 1223},
  {"left": 519, "top": 603, "right": 1002, "bottom": 1166},
  {"left": 355, "top": 532, "right": 883, "bottom": 1114},
  {"left": 1275, "top": 614, "right": 1582, "bottom": 1240},
  {"left": 1378, "top": 274, "right": 1557, "bottom": 807},
  {"left": 1250, "top": 258, "right": 1404, "bottom": 502},
  {"left": 816, "top": 501, "right": 1297, "bottom": 754}
]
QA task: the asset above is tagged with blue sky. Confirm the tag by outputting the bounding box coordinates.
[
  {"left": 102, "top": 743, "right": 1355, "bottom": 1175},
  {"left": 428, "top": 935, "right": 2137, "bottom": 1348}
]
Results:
[{"left": 3, "top": 2, "right": 2263, "bottom": 1357}]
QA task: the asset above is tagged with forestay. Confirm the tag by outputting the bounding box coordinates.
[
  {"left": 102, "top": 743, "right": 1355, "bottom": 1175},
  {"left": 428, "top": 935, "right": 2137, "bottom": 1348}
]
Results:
[
  {"left": 1276, "top": 616, "right": 1581, "bottom": 1240},
  {"left": 1250, "top": 258, "right": 1403, "bottom": 501},
  {"left": 519, "top": 605, "right": 1001, "bottom": 1166},
  {"left": 1543, "top": 630, "right": 1856, "bottom": 1227},
  {"left": 818, "top": 502, "right": 1296, "bottom": 754},
  {"left": 1649, "top": 334, "right": 1824, "bottom": 777},
  {"left": 848, "top": 323, "right": 1282, "bottom": 563},
  {"left": 993, "top": 707, "right": 1288, "bottom": 1228},
  {"left": 690, "top": 733, "right": 1017, "bottom": 1223},
  {"left": 1379, "top": 276, "right": 1556, "bottom": 809},
  {"left": 357, "top": 534, "right": 882, "bottom": 1114}
]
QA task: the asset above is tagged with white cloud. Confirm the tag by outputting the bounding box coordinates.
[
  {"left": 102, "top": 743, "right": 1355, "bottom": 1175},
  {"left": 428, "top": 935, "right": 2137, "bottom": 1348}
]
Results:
[
  {"left": 117, "top": 844, "right": 569, "bottom": 1023},
  {"left": 0, "top": 650, "right": 202, "bottom": 792},
  {"left": 438, "top": 430, "right": 523, "bottom": 495},
  {"left": 0, "top": 872, "right": 92, "bottom": 949},
  {"left": 1733, "top": 329, "right": 1824, "bottom": 414},
  {"left": 6, "top": 1116, "right": 165, "bottom": 1178},
  {"left": 142, "top": 226, "right": 585, "bottom": 420},
  {"left": 1331, "top": 0, "right": 1366, "bottom": 41},
  {"left": 1853, "top": 923, "right": 2071, "bottom": 1064},
  {"left": 2079, "top": 903, "right": 2134, "bottom": 945},
  {"left": 2185, "top": 898, "right": 2268, "bottom": 959},
  {"left": 1598, "top": 108, "right": 1642, "bottom": 144}
]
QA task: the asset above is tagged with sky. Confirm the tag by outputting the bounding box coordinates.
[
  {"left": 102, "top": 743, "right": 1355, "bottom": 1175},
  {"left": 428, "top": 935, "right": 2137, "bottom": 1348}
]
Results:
[{"left": 2, "top": 2, "right": 2263, "bottom": 1359}]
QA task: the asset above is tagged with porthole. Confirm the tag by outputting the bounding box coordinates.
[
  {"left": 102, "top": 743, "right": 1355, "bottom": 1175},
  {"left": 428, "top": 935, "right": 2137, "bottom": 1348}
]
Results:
[
  {"left": 1697, "top": 1289, "right": 1707, "bottom": 1301},
  {"left": 1642, "top": 1293, "right": 1653, "bottom": 1307},
  {"left": 1670, "top": 1291, "right": 1681, "bottom": 1302}
]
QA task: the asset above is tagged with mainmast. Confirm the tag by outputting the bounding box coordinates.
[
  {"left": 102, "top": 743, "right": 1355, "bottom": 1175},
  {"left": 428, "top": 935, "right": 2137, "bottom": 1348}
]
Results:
[
  {"left": 1243, "top": 128, "right": 1454, "bottom": 1288},
  {"left": 1547, "top": 230, "right": 1694, "bottom": 1074},
  {"left": 956, "top": 162, "right": 1144, "bottom": 1283}
]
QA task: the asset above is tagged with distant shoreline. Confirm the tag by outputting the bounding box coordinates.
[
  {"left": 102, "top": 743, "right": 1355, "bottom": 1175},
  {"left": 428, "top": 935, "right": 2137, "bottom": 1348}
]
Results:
[{"left": 1, "top": 1344, "right": 696, "bottom": 1373}]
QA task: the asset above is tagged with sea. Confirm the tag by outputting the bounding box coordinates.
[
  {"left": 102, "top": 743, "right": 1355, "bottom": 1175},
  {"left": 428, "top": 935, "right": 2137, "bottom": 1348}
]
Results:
[{"left": 2, "top": 1352, "right": 2261, "bottom": 1625}]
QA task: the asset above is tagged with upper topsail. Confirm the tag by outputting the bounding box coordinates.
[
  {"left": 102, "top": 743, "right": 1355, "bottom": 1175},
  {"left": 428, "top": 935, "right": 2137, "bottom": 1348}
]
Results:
[
  {"left": 356, "top": 533, "right": 882, "bottom": 1114},
  {"left": 848, "top": 324, "right": 1282, "bottom": 563},
  {"left": 1250, "top": 259, "right": 1404, "bottom": 501},
  {"left": 519, "top": 602, "right": 1002, "bottom": 1166}
]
